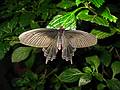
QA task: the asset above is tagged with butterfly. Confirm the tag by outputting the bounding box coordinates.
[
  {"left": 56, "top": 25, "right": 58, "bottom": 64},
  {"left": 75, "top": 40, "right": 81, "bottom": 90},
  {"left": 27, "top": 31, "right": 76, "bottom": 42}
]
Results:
[{"left": 19, "top": 28, "right": 97, "bottom": 64}]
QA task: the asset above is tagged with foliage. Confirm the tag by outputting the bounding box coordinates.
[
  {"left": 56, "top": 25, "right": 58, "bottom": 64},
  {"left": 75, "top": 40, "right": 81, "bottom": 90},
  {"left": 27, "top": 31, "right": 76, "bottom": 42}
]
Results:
[
  {"left": 13, "top": 71, "right": 46, "bottom": 90},
  {"left": 0, "top": 0, "right": 120, "bottom": 90}
]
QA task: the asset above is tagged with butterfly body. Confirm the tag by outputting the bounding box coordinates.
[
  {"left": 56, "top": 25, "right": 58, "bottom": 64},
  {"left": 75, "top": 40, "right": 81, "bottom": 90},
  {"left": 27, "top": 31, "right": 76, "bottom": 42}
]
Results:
[{"left": 19, "top": 28, "right": 97, "bottom": 64}]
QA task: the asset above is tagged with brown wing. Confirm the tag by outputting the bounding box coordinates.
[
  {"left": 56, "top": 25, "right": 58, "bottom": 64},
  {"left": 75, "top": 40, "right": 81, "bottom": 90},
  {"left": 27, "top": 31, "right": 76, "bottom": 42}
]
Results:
[
  {"left": 42, "top": 37, "right": 58, "bottom": 64},
  {"left": 62, "top": 33, "right": 76, "bottom": 64},
  {"left": 19, "top": 28, "right": 58, "bottom": 47},
  {"left": 65, "top": 30, "right": 97, "bottom": 48}
]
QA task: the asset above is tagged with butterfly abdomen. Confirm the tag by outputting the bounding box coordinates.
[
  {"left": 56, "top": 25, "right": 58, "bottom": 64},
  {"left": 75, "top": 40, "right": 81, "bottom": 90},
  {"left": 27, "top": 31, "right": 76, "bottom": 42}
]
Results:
[{"left": 57, "top": 31, "right": 63, "bottom": 50}]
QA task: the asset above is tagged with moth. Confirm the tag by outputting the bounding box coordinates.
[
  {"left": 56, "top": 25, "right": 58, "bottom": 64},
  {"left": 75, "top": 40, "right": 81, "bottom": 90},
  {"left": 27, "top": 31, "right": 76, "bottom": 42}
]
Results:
[{"left": 19, "top": 28, "right": 97, "bottom": 64}]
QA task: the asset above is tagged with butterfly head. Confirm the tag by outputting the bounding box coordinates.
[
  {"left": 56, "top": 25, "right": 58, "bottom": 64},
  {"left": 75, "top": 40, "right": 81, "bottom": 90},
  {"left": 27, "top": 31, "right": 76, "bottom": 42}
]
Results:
[{"left": 59, "top": 26, "right": 65, "bottom": 33}]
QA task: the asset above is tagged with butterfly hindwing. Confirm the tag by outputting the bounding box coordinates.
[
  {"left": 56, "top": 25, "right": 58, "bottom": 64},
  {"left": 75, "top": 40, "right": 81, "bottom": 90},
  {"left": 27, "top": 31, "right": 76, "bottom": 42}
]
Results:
[
  {"left": 62, "top": 33, "right": 76, "bottom": 64},
  {"left": 42, "top": 37, "right": 58, "bottom": 64}
]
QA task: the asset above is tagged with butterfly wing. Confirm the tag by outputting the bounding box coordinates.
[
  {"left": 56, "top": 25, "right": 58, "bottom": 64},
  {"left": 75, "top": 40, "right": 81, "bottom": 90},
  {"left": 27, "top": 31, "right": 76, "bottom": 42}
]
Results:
[
  {"left": 62, "top": 32, "right": 76, "bottom": 64},
  {"left": 19, "top": 28, "right": 58, "bottom": 47},
  {"left": 65, "top": 30, "right": 97, "bottom": 48},
  {"left": 61, "top": 30, "right": 97, "bottom": 64},
  {"left": 42, "top": 38, "right": 58, "bottom": 64},
  {"left": 19, "top": 28, "right": 58, "bottom": 63}
]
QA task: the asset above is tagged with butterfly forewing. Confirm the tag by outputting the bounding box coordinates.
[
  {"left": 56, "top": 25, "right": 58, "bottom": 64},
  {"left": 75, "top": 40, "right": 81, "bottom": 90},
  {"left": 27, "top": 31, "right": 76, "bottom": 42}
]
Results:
[
  {"left": 65, "top": 30, "right": 97, "bottom": 48},
  {"left": 19, "top": 28, "right": 58, "bottom": 47}
]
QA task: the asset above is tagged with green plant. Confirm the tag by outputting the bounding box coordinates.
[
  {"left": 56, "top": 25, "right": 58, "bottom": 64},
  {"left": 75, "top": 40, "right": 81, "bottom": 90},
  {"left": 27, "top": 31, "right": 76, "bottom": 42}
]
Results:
[
  {"left": 0, "top": 0, "right": 120, "bottom": 90},
  {"left": 13, "top": 71, "right": 46, "bottom": 90}
]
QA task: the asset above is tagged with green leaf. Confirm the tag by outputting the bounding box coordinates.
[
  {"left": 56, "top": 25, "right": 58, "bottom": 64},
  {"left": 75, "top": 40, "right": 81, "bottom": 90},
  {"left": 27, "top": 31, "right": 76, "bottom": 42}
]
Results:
[
  {"left": 77, "top": 10, "right": 93, "bottom": 21},
  {"left": 77, "top": 10, "right": 109, "bottom": 27},
  {"left": 58, "top": 68, "right": 82, "bottom": 83},
  {"left": 90, "top": 0, "right": 105, "bottom": 8},
  {"left": 23, "top": 71, "right": 38, "bottom": 81},
  {"left": 15, "top": 78, "right": 30, "bottom": 87},
  {"left": 111, "top": 61, "right": 120, "bottom": 78},
  {"left": 91, "top": 28, "right": 116, "bottom": 39},
  {"left": 97, "top": 83, "right": 106, "bottom": 90},
  {"left": 25, "top": 52, "right": 35, "bottom": 69},
  {"left": 57, "top": 0, "right": 75, "bottom": 9},
  {"left": 107, "top": 79, "right": 120, "bottom": 90},
  {"left": 93, "top": 72, "right": 104, "bottom": 81},
  {"left": 14, "top": 27, "right": 26, "bottom": 35},
  {"left": 76, "top": 0, "right": 81, "bottom": 6},
  {"left": 101, "top": 8, "right": 118, "bottom": 23},
  {"left": 2, "top": 17, "right": 18, "bottom": 33},
  {"left": 12, "top": 47, "right": 32, "bottom": 62},
  {"left": 99, "top": 48, "right": 111, "bottom": 67},
  {"left": 83, "top": 67, "right": 92, "bottom": 73},
  {"left": 78, "top": 73, "right": 92, "bottom": 86},
  {"left": 86, "top": 55, "right": 100, "bottom": 72},
  {"left": 47, "top": 12, "right": 76, "bottom": 30},
  {"left": 7, "top": 17, "right": 18, "bottom": 32},
  {"left": 52, "top": 78, "right": 61, "bottom": 90}
]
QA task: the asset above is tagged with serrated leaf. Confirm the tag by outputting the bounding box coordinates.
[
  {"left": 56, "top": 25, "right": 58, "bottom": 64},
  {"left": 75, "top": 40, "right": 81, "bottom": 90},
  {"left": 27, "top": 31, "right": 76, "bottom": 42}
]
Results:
[
  {"left": 76, "top": 10, "right": 93, "bottom": 21},
  {"left": 107, "top": 79, "right": 120, "bottom": 90},
  {"left": 77, "top": 10, "right": 109, "bottom": 27},
  {"left": 57, "top": 0, "right": 75, "bottom": 9},
  {"left": 90, "top": 0, "right": 105, "bottom": 8},
  {"left": 91, "top": 28, "right": 116, "bottom": 39},
  {"left": 12, "top": 47, "right": 32, "bottom": 62},
  {"left": 47, "top": 12, "right": 76, "bottom": 30},
  {"left": 86, "top": 55, "right": 100, "bottom": 72},
  {"left": 58, "top": 68, "right": 82, "bottom": 83},
  {"left": 97, "top": 83, "right": 106, "bottom": 90},
  {"left": 93, "top": 72, "right": 104, "bottom": 81},
  {"left": 111, "top": 61, "right": 120, "bottom": 78},
  {"left": 76, "top": 0, "right": 81, "bottom": 6},
  {"left": 101, "top": 8, "right": 118, "bottom": 23},
  {"left": 93, "top": 16, "right": 109, "bottom": 26},
  {"left": 78, "top": 73, "right": 92, "bottom": 86}
]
